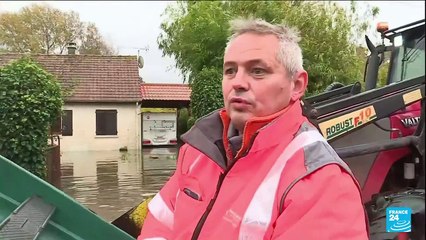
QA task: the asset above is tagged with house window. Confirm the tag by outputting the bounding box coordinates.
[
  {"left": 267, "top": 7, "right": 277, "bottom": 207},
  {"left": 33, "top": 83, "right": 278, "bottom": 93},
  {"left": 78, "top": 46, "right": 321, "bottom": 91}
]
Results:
[
  {"left": 62, "top": 110, "right": 73, "bottom": 136},
  {"left": 96, "top": 110, "right": 117, "bottom": 135}
]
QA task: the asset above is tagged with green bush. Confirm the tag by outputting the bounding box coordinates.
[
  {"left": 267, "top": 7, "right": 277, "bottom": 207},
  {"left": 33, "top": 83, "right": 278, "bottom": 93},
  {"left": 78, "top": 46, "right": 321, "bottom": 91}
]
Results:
[
  {"left": 0, "top": 57, "right": 63, "bottom": 179},
  {"left": 187, "top": 117, "right": 196, "bottom": 130},
  {"left": 190, "top": 66, "right": 223, "bottom": 120},
  {"left": 177, "top": 107, "right": 189, "bottom": 136}
]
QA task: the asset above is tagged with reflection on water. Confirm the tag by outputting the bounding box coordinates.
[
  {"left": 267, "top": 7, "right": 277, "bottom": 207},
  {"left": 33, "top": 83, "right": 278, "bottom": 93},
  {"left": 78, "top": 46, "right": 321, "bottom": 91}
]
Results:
[{"left": 59, "top": 148, "right": 177, "bottom": 222}]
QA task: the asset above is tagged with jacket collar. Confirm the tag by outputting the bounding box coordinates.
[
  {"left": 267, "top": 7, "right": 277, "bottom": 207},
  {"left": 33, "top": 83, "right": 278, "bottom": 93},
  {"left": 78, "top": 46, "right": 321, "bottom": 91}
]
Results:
[
  {"left": 249, "top": 100, "right": 306, "bottom": 152},
  {"left": 181, "top": 100, "right": 306, "bottom": 170},
  {"left": 219, "top": 100, "right": 305, "bottom": 159}
]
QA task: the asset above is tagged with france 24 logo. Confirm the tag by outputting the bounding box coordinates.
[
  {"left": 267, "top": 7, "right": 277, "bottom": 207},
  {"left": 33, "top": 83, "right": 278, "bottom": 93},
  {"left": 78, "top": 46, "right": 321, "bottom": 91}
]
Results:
[{"left": 386, "top": 207, "right": 411, "bottom": 232}]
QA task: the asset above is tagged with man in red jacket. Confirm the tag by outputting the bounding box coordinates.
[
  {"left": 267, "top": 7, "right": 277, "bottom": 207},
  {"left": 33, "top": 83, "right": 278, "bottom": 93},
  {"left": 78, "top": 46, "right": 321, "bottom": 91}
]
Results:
[{"left": 139, "top": 17, "right": 369, "bottom": 240}]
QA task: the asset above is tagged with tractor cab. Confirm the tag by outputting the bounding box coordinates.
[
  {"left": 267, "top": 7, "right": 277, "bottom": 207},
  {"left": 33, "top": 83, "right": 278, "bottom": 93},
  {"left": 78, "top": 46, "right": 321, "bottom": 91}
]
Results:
[{"left": 365, "top": 19, "right": 425, "bottom": 90}]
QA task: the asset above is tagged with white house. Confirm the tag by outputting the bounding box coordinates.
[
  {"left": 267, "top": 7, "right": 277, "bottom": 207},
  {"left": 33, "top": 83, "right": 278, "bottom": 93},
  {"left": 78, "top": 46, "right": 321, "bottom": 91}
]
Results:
[{"left": 0, "top": 53, "right": 142, "bottom": 152}]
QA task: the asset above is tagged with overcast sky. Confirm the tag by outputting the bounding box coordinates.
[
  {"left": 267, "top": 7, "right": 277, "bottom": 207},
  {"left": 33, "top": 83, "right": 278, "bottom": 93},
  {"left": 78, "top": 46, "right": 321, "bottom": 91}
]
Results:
[{"left": 0, "top": 1, "right": 425, "bottom": 84}]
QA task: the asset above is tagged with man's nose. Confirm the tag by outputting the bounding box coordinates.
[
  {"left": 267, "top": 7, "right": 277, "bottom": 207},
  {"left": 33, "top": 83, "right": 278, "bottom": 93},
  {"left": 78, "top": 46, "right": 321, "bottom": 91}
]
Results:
[{"left": 232, "top": 71, "right": 249, "bottom": 91}]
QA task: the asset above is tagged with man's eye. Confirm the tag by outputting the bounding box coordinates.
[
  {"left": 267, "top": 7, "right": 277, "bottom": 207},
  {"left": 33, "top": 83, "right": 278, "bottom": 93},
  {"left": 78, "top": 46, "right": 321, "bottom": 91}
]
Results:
[
  {"left": 224, "top": 68, "right": 236, "bottom": 75},
  {"left": 251, "top": 68, "right": 266, "bottom": 76}
]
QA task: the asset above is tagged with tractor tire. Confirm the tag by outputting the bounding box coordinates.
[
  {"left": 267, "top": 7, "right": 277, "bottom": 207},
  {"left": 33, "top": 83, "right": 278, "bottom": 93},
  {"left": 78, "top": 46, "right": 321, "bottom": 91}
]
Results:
[{"left": 366, "top": 189, "right": 425, "bottom": 240}]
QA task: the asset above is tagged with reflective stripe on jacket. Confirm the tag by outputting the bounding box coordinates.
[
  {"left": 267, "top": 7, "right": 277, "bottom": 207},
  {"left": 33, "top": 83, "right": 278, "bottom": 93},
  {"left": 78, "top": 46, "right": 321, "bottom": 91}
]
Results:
[{"left": 138, "top": 101, "right": 369, "bottom": 240}]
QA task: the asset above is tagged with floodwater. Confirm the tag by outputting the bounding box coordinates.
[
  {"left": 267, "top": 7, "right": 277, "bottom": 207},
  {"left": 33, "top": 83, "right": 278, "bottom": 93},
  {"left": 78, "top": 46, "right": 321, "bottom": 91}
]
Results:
[{"left": 58, "top": 147, "right": 178, "bottom": 222}]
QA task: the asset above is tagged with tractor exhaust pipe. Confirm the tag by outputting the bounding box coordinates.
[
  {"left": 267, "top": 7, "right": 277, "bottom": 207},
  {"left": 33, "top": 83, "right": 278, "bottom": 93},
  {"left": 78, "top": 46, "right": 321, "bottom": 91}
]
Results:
[{"left": 364, "top": 35, "right": 381, "bottom": 91}]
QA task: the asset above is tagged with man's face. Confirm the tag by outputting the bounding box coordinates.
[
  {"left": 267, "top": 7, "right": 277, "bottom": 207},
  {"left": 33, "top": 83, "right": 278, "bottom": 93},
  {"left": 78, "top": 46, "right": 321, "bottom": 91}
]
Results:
[{"left": 222, "top": 33, "right": 307, "bottom": 132}]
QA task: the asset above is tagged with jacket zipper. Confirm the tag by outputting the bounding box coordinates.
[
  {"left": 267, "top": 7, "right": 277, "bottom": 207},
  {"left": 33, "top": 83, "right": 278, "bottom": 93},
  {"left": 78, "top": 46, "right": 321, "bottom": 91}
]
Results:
[
  {"left": 190, "top": 171, "right": 227, "bottom": 240},
  {"left": 190, "top": 132, "right": 259, "bottom": 240},
  {"left": 191, "top": 154, "right": 243, "bottom": 239}
]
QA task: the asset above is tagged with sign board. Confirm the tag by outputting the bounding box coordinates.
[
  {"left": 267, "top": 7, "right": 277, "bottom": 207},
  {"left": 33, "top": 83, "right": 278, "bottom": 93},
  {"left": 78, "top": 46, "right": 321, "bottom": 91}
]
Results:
[
  {"left": 318, "top": 105, "right": 377, "bottom": 140},
  {"left": 141, "top": 108, "right": 176, "bottom": 113}
]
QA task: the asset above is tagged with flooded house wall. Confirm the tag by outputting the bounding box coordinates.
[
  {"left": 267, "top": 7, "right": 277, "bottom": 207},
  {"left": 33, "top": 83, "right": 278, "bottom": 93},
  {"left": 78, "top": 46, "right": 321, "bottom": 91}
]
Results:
[{"left": 60, "top": 102, "right": 141, "bottom": 152}]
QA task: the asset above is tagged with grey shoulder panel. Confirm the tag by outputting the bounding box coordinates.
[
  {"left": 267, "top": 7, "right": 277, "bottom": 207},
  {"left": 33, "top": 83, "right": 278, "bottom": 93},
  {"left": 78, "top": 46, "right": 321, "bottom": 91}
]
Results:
[
  {"left": 296, "top": 121, "right": 353, "bottom": 173},
  {"left": 279, "top": 122, "right": 355, "bottom": 213},
  {"left": 304, "top": 140, "right": 353, "bottom": 174}
]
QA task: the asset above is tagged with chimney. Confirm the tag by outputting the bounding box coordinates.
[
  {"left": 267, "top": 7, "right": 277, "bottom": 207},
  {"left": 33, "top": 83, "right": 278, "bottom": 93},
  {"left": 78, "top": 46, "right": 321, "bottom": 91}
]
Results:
[{"left": 67, "top": 42, "right": 77, "bottom": 55}]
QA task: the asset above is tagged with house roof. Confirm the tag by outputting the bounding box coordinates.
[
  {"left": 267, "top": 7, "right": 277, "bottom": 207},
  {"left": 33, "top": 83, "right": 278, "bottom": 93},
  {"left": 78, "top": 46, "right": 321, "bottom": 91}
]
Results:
[
  {"left": 141, "top": 83, "right": 191, "bottom": 101},
  {"left": 0, "top": 53, "right": 141, "bottom": 103}
]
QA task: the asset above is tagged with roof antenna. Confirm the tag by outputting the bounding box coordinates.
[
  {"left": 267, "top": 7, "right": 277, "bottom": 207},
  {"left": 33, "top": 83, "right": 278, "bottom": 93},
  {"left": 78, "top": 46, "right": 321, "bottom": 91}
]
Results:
[{"left": 137, "top": 46, "right": 149, "bottom": 69}]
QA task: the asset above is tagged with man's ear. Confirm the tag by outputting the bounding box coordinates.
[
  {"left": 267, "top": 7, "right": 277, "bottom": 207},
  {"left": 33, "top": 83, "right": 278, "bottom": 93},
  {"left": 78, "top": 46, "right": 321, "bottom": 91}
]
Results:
[{"left": 291, "top": 70, "right": 308, "bottom": 101}]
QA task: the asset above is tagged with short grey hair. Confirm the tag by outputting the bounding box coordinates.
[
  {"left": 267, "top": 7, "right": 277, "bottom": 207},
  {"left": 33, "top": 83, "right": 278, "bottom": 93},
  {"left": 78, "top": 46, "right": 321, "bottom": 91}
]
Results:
[{"left": 225, "top": 18, "right": 304, "bottom": 77}]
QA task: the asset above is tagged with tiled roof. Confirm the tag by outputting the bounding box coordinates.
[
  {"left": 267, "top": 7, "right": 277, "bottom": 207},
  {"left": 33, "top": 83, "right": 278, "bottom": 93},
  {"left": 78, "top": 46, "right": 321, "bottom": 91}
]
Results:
[
  {"left": 0, "top": 53, "right": 141, "bottom": 103},
  {"left": 141, "top": 83, "right": 191, "bottom": 101}
]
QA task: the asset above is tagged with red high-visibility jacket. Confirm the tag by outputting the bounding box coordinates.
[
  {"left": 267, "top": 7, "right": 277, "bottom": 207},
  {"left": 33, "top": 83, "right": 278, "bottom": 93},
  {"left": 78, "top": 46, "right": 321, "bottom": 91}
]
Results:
[{"left": 139, "top": 101, "right": 369, "bottom": 240}]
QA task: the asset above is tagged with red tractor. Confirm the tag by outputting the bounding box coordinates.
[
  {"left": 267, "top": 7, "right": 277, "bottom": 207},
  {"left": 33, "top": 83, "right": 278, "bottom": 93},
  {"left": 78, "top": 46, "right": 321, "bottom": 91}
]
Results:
[{"left": 303, "top": 19, "right": 425, "bottom": 239}]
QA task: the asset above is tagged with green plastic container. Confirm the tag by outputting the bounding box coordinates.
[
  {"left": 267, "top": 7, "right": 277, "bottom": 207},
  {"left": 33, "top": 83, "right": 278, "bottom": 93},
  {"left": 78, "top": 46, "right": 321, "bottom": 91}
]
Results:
[{"left": 0, "top": 155, "right": 135, "bottom": 240}]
